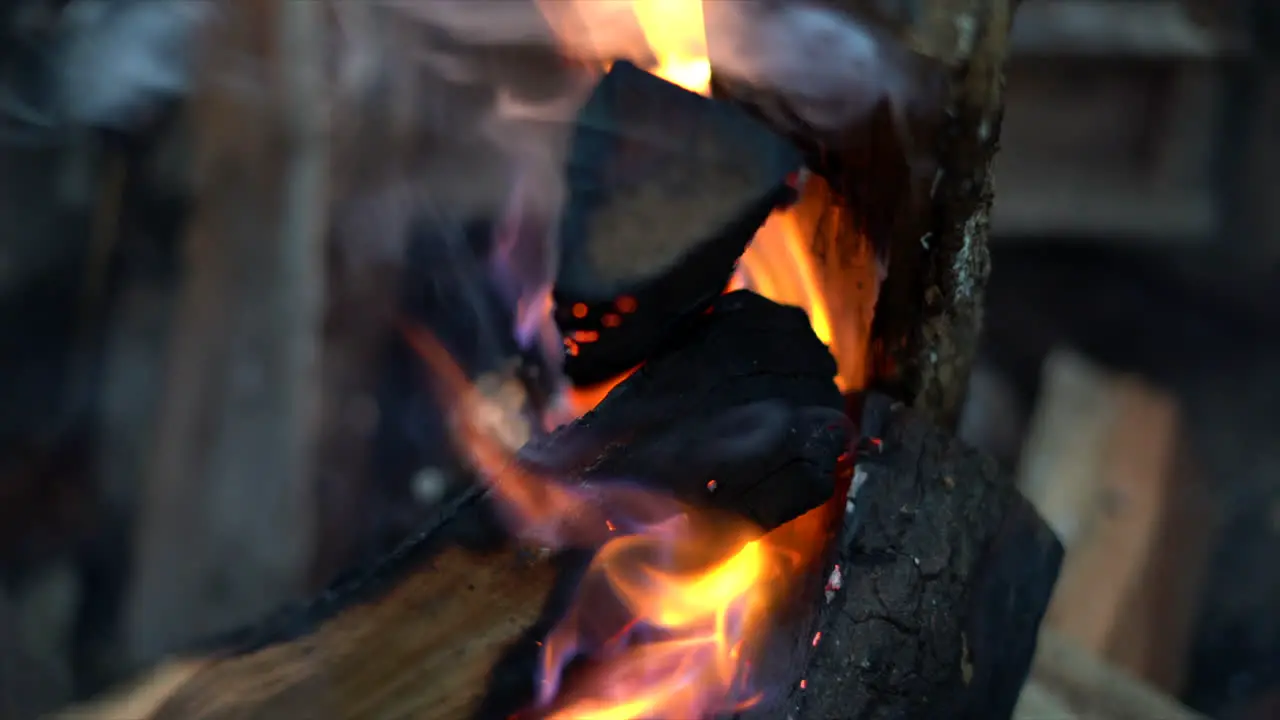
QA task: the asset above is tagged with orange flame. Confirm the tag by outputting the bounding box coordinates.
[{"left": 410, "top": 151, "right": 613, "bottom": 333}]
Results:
[
  {"left": 404, "top": 326, "right": 838, "bottom": 718},
  {"left": 537, "top": 0, "right": 853, "bottom": 397},
  {"left": 431, "top": 2, "right": 862, "bottom": 716}
]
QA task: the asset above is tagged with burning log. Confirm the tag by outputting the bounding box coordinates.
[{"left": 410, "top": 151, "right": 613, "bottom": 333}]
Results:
[
  {"left": 552, "top": 61, "right": 804, "bottom": 387},
  {"left": 775, "top": 393, "right": 1061, "bottom": 719},
  {"left": 60, "top": 387, "right": 1059, "bottom": 720},
  {"left": 706, "top": 0, "right": 1019, "bottom": 428},
  {"left": 56, "top": 20, "right": 1063, "bottom": 715}
]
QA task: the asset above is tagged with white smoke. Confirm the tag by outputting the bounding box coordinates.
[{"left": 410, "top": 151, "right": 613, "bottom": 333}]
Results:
[{"left": 45, "top": 0, "right": 930, "bottom": 365}]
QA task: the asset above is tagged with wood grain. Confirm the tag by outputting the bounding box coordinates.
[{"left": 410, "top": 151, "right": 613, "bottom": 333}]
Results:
[{"left": 59, "top": 543, "right": 557, "bottom": 720}]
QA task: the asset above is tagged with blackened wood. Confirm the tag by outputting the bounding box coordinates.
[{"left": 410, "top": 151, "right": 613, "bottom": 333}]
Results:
[
  {"left": 554, "top": 61, "right": 802, "bottom": 387},
  {"left": 61, "top": 290, "right": 848, "bottom": 720},
  {"left": 526, "top": 290, "right": 848, "bottom": 530},
  {"left": 765, "top": 393, "right": 1062, "bottom": 720}
]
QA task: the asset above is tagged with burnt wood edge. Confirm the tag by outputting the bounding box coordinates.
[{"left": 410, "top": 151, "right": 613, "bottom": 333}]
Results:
[
  {"left": 775, "top": 396, "right": 1062, "bottom": 720},
  {"left": 63, "top": 393, "right": 1060, "bottom": 720}
]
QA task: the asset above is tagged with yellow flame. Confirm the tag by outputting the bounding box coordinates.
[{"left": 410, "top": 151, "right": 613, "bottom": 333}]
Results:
[
  {"left": 505, "top": 2, "right": 865, "bottom": 716},
  {"left": 624, "top": 0, "right": 841, "bottom": 387},
  {"left": 743, "top": 213, "right": 834, "bottom": 349},
  {"left": 630, "top": 0, "right": 712, "bottom": 94}
]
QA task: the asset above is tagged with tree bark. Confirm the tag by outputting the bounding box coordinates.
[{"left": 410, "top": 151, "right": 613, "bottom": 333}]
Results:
[
  {"left": 880, "top": 0, "right": 1014, "bottom": 430},
  {"left": 769, "top": 393, "right": 1061, "bottom": 719}
]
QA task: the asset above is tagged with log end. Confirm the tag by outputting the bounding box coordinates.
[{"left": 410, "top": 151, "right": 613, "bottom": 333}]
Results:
[{"left": 783, "top": 396, "right": 1062, "bottom": 719}]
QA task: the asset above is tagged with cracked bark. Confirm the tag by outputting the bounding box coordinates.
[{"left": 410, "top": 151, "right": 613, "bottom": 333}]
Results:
[
  {"left": 779, "top": 393, "right": 1061, "bottom": 720},
  {"left": 862, "top": 0, "right": 1017, "bottom": 430}
]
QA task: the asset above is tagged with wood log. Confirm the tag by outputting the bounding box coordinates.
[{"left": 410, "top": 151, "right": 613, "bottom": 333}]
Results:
[
  {"left": 782, "top": 394, "right": 1061, "bottom": 719},
  {"left": 58, "top": 491, "right": 554, "bottom": 720},
  {"left": 1017, "top": 349, "right": 1215, "bottom": 694},
  {"left": 872, "top": 0, "right": 1014, "bottom": 430},
  {"left": 60, "top": 389, "right": 1060, "bottom": 720},
  {"left": 710, "top": 0, "right": 1020, "bottom": 428},
  {"left": 59, "top": 1, "right": 1051, "bottom": 715}
]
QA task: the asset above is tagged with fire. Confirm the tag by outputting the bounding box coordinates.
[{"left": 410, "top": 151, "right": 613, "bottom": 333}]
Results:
[
  {"left": 625, "top": 0, "right": 837, "bottom": 371},
  {"left": 405, "top": 327, "right": 838, "bottom": 718},
  {"left": 540, "top": 0, "right": 850, "bottom": 395},
  {"left": 629, "top": 0, "right": 712, "bottom": 94},
  {"left": 417, "top": 2, "right": 860, "bottom": 717},
  {"left": 627, "top": 0, "right": 839, "bottom": 382}
]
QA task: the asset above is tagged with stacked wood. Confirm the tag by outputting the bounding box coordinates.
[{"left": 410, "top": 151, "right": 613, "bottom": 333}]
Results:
[
  {"left": 1015, "top": 630, "right": 1207, "bottom": 720},
  {"left": 61, "top": 0, "right": 1045, "bottom": 716},
  {"left": 1018, "top": 349, "right": 1215, "bottom": 696}
]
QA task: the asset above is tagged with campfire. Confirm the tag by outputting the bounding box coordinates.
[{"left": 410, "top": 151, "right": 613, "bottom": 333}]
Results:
[
  {"left": 57, "top": 1, "right": 1064, "bottom": 719},
  {"left": 407, "top": 50, "right": 860, "bottom": 715},
  {"left": 393, "top": 6, "right": 887, "bottom": 715}
]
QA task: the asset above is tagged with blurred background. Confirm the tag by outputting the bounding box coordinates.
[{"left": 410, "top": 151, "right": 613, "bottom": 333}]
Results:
[{"left": 0, "top": 0, "right": 1277, "bottom": 718}]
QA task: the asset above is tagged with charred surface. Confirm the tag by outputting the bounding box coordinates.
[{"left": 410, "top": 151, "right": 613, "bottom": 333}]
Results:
[
  {"left": 529, "top": 290, "right": 848, "bottom": 530},
  {"left": 554, "top": 62, "right": 802, "bottom": 387},
  {"left": 480, "top": 290, "right": 850, "bottom": 718},
  {"left": 67, "top": 290, "right": 850, "bottom": 720},
  {"left": 771, "top": 394, "right": 1062, "bottom": 720}
]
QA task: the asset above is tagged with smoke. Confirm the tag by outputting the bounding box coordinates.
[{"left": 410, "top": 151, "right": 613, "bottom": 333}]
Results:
[
  {"left": 703, "top": 1, "right": 935, "bottom": 131},
  {"left": 42, "top": 0, "right": 929, "bottom": 365},
  {"left": 56, "top": 0, "right": 213, "bottom": 130}
]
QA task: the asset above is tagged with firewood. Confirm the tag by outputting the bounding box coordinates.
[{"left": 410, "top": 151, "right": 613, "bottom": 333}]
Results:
[
  {"left": 553, "top": 61, "right": 803, "bottom": 387},
  {"left": 63, "top": 289, "right": 849, "bottom": 719},
  {"left": 1015, "top": 629, "right": 1207, "bottom": 720},
  {"left": 58, "top": 389, "right": 1060, "bottom": 720},
  {"left": 122, "top": 0, "right": 328, "bottom": 665},
  {"left": 710, "top": 0, "right": 1021, "bottom": 428},
  {"left": 525, "top": 291, "right": 847, "bottom": 530},
  {"left": 775, "top": 393, "right": 1062, "bottom": 719},
  {"left": 1018, "top": 349, "right": 1214, "bottom": 694}
]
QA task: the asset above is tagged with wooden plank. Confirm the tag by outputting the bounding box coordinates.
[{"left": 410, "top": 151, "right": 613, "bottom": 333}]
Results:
[
  {"left": 1017, "top": 348, "right": 1216, "bottom": 694},
  {"left": 1015, "top": 630, "right": 1207, "bottom": 720},
  {"left": 57, "top": 538, "right": 558, "bottom": 720}
]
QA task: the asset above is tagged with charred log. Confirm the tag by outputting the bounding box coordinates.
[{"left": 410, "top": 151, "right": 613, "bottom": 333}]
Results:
[
  {"left": 63, "top": 289, "right": 849, "bottom": 719},
  {"left": 553, "top": 62, "right": 803, "bottom": 387},
  {"left": 60, "top": 388, "right": 1059, "bottom": 720},
  {"left": 527, "top": 290, "right": 847, "bottom": 529},
  {"left": 774, "top": 393, "right": 1062, "bottom": 720}
]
